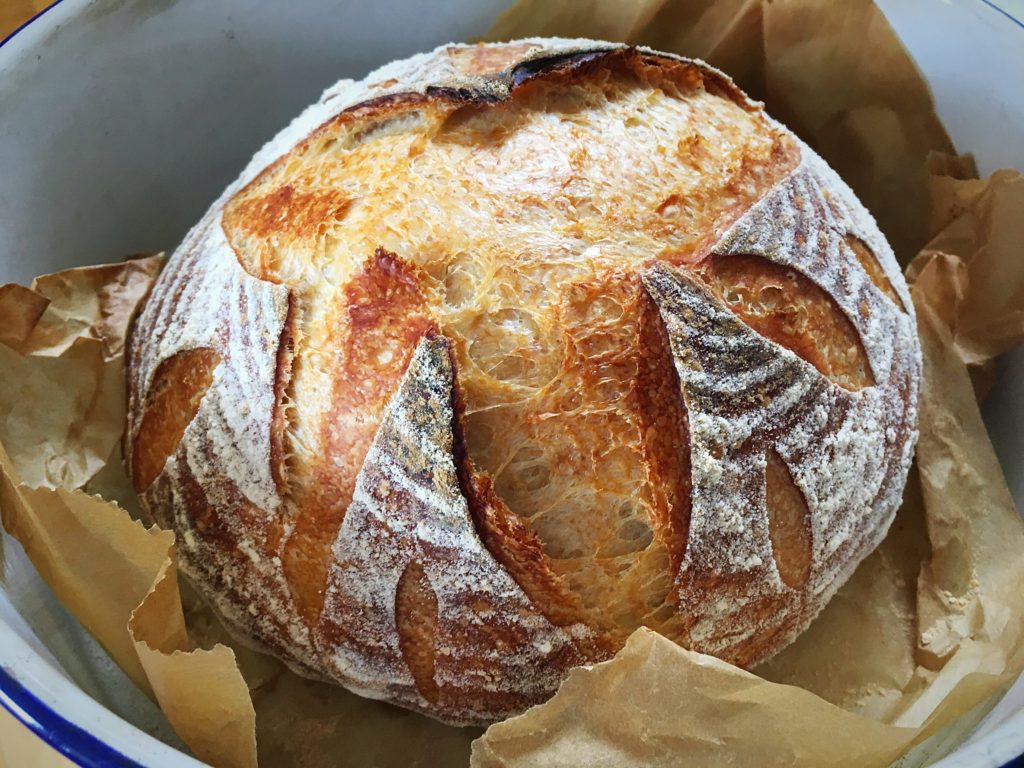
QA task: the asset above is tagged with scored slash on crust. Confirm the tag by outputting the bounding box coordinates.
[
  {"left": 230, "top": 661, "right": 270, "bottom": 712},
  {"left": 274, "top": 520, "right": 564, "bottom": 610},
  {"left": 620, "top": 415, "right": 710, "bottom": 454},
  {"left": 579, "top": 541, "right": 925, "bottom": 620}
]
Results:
[{"left": 320, "top": 332, "right": 587, "bottom": 723}]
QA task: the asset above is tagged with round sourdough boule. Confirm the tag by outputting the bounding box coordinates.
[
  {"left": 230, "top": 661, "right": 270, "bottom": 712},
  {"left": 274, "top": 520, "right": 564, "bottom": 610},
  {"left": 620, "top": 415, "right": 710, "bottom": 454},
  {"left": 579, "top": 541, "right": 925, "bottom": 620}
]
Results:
[{"left": 124, "top": 38, "right": 921, "bottom": 726}]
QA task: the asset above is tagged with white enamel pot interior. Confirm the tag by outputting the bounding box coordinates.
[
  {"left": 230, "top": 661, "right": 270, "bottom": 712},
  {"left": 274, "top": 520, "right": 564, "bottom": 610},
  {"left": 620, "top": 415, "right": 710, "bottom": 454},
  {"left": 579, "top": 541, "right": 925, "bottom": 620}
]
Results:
[{"left": 0, "top": 0, "right": 1022, "bottom": 765}]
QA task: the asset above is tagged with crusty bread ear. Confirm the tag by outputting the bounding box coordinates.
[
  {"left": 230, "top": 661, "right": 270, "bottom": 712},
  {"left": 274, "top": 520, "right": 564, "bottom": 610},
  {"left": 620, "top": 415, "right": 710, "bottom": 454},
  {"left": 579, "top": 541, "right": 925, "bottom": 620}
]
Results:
[{"left": 126, "top": 39, "right": 920, "bottom": 725}]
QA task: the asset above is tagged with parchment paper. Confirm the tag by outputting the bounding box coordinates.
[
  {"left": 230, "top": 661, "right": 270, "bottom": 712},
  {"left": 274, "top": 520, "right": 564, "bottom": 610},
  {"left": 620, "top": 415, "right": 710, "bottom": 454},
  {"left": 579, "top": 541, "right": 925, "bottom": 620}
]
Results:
[{"left": 1, "top": 2, "right": 1023, "bottom": 767}]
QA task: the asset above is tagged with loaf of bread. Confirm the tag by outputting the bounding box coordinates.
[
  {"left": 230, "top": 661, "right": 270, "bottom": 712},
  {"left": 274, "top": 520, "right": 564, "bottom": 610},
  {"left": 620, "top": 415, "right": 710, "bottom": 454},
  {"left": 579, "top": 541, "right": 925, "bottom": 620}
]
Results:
[{"left": 125, "top": 39, "right": 921, "bottom": 726}]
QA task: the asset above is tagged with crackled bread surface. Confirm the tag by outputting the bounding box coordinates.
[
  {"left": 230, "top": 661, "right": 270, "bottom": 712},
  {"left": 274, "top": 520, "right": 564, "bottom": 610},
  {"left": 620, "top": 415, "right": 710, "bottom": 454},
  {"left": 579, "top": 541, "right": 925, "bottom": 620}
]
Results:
[{"left": 125, "top": 39, "right": 920, "bottom": 725}]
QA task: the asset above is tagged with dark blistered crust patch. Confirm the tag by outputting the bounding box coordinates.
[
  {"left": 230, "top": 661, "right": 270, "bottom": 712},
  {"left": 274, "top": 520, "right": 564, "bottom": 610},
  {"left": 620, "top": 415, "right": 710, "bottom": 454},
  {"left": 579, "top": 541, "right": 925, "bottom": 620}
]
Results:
[
  {"left": 500, "top": 47, "right": 753, "bottom": 111},
  {"left": 510, "top": 51, "right": 610, "bottom": 88}
]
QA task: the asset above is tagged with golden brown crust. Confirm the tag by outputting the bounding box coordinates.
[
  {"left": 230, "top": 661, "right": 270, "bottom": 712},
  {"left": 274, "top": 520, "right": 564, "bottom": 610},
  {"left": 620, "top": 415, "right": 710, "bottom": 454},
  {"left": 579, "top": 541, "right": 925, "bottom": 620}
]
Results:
[
  {"left": 126, "top": 38, "right": 920, "bottom": 725},
  {"left": 131, "top": 347, "right": 220, "bottom": 492},
  {"left": 283, "top": 248, "right": 438, "bottom": 628},
  {"left": 765, "top": 448, "right": 812, "bottom": 589},
  {"left": 395, "top": 560, "right": 441, "bottom": 704},
  {"left": 451, "top": 381, "right": 599, "bottom": 646},
  {"left": 846, "top": 234, "right": 906, "bottom": 310}
]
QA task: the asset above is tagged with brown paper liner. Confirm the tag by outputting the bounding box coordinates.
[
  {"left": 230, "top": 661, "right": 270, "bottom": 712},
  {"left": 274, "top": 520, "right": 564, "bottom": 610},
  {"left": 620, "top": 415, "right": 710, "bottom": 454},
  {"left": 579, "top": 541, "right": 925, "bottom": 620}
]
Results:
[{"left": 1, "top": 2, "right": 1023, "bottom": 766}]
